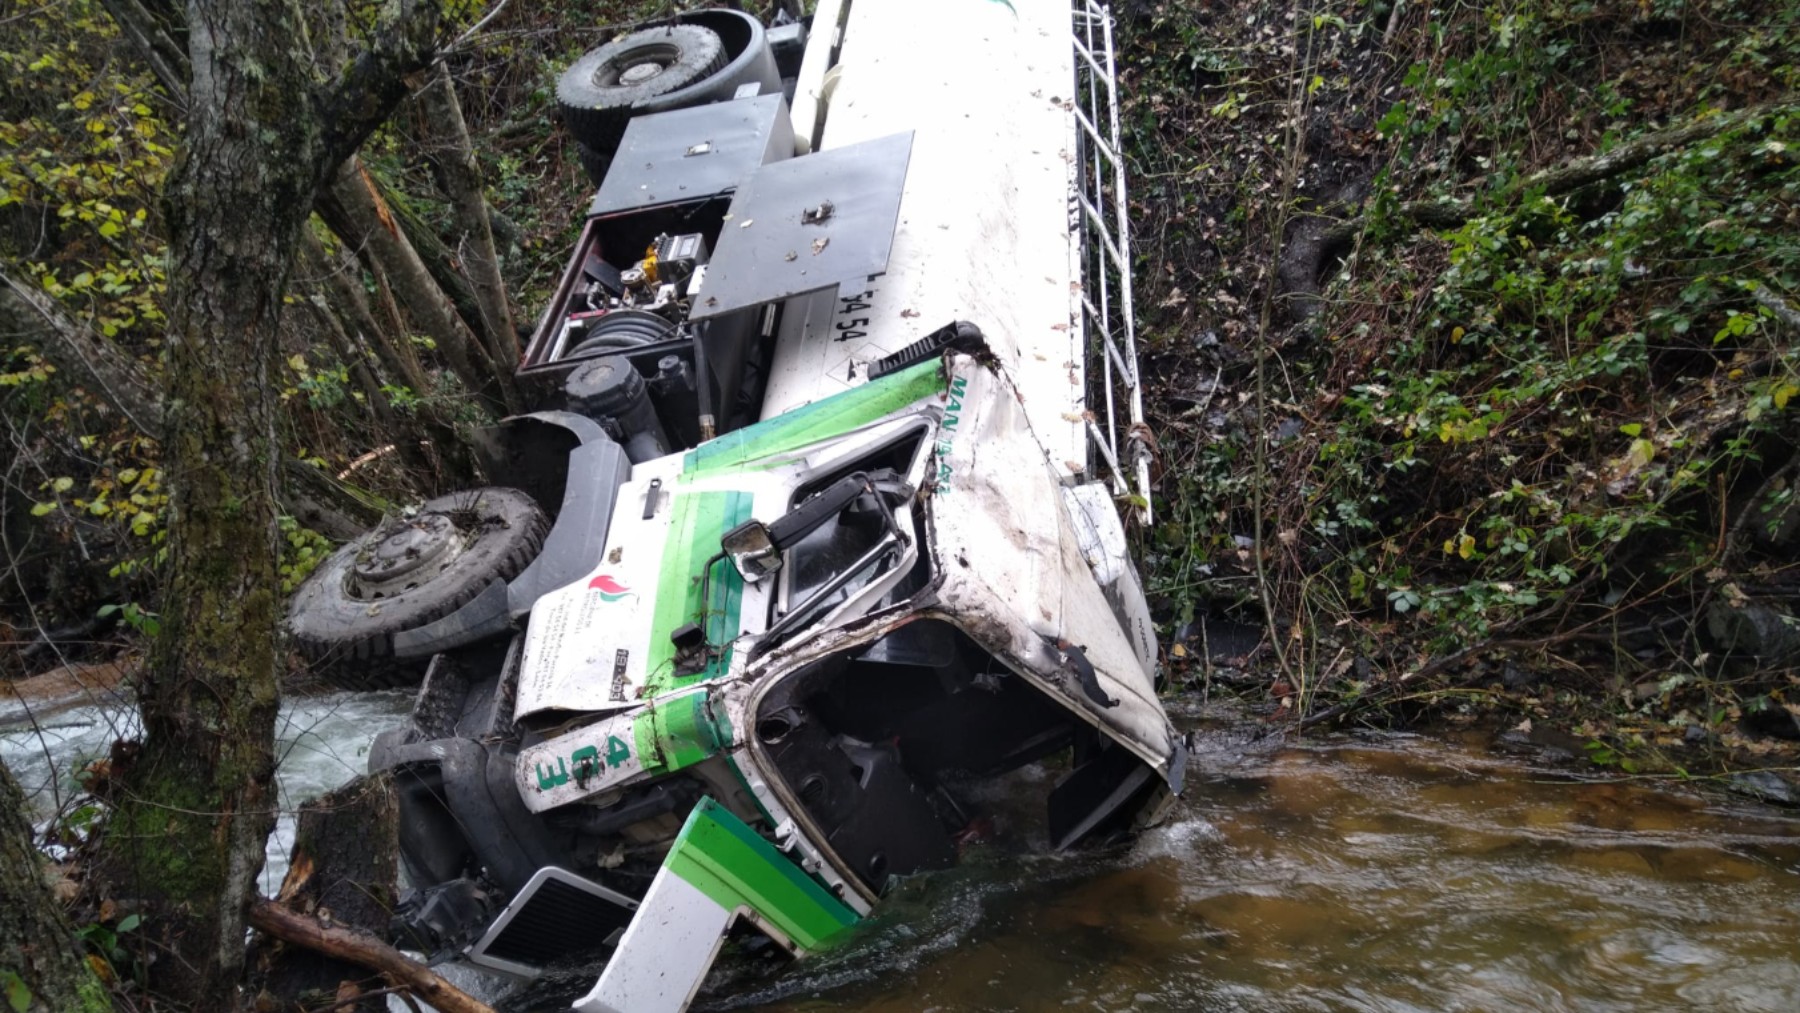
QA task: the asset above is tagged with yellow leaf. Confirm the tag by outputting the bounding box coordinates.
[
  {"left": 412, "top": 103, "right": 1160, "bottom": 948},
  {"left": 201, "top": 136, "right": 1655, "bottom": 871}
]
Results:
[
  {"left": 1458, "top": 534, "right": 1476, "bottom": 559},
  {"left": 1774, "top": 384, "right": 1798, "bottom": 411},
  {"left": 288, "top": 354, "right": 306, "bottom": 371},
  {"left": 1450, "top": 326, "right": 1465, "bottom": 343}
]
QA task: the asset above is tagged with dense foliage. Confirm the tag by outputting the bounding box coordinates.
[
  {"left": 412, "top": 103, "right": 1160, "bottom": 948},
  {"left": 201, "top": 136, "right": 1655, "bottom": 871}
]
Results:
[
  {"left": 1127, "top": 0, "right": 1799, "bottom": 774},
  {"left": 0, "top": 0, "right": 645, "bottom": 671}
]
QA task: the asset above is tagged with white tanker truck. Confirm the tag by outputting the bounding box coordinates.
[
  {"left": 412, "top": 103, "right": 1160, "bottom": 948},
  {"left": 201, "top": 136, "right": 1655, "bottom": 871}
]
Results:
[{"left": 285, "top": 2, "right": 1168, "bottom": 1008}]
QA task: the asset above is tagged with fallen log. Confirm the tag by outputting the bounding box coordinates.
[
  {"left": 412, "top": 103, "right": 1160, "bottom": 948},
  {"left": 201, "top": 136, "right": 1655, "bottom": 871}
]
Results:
[
  {"left": 248, "top": 773, "right": 491, "bottom": 1013},
  {"left": 249, "top": 900, "right": 495, "bottom": 1013}
]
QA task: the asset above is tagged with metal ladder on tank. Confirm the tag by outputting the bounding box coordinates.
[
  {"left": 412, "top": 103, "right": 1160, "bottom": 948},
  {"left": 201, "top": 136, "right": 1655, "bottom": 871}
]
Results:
[{"left": 1072, "top": 0, "right": 1154, "bottom": 526}]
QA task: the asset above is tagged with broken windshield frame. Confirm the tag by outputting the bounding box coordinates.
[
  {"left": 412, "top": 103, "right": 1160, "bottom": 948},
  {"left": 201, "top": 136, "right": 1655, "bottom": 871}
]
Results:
[{"left": 761, "top": 423, "right": 933, "bottom": 648}]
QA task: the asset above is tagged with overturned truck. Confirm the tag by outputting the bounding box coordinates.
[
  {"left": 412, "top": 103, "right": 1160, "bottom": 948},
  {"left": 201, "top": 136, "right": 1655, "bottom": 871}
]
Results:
[{"left": 285, "top": 1, "right": 1172, "bottom": 1009}]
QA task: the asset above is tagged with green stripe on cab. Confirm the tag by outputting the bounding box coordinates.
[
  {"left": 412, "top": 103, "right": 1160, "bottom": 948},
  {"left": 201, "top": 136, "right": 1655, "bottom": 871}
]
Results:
[
  {"left": 664, "top": 797, "right": 858, "bottom": 951},
  {"left": 644, "top": 490, "right": 753, "bottom": 697},
  {"left": 682, "top": 360, "right": 947, "bottom": 478}
]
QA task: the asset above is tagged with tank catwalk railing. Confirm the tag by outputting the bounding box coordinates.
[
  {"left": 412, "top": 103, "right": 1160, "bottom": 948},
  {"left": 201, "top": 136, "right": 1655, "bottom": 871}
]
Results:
[{"left": 1072, "top": 0, "right": 1152, "bottom": 525}]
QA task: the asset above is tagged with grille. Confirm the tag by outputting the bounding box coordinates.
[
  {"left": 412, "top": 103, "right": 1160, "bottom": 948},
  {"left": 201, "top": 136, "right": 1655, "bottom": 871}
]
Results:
[{"left": 479, "top": 875, "right": 636, "bottom": 966}]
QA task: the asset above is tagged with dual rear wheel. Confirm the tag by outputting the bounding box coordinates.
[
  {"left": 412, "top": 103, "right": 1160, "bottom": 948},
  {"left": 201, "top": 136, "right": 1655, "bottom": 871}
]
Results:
[{"left": 557, "top": 24, "right": 729, "bottom": 184}]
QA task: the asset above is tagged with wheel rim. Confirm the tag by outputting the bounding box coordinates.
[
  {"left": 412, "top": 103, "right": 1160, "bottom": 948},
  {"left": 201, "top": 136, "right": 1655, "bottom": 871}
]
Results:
[
  {"left": 596, "top": 43, "right": 679, "bottom": 87},
  {"left": 347, "top": 514, "right": 469, "bottom": 600},
  {"left": 618, "top": 61, "right": 665, "bottom": 85}
]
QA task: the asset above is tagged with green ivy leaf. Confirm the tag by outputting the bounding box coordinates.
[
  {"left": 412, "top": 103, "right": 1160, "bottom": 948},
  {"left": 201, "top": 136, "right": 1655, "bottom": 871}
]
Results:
[{"left": 2, "top": 969, "right": 31, "bottom": 1013}]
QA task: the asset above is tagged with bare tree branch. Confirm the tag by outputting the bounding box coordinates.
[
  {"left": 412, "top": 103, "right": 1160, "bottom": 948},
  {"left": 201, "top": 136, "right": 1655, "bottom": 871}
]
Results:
[
  {"left": 0, "top": 265, "right": 162, "bottom": 435},
  {"left": 98, "top": 0, "right": 191, "bottom": 106},
  {"left": 314, "top": 1, "right": 446, "bottom": 176}
]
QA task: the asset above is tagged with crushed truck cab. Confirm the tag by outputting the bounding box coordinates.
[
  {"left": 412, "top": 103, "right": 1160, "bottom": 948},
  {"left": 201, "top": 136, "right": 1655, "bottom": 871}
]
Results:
[{"left": 293, "top": 1, "right": 1166, "bottom": 1008}]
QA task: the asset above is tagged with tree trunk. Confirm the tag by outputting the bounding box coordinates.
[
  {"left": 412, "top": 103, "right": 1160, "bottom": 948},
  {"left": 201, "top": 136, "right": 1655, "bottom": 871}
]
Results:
[
  {"left": 94, "top": 0, "right": 442, "bottom": 1006},
  {"left": 414, "top": 62, "right": 519, "bottom": 371},
  {"left": 318, "top": 157, "right": 519, "bottom": 415},
  {"left": 96, "top": 0, "right": 304, "bottom": 995},
  {"left": 248, "top": 774, "right": 401, "bottom": 1012},
  {"left": 379, "top": 161, "right": 505, "bottom": 372},
  {"left": 307, "top": 231, "right": 432, "bottom": 397},
  {"left": 0, "top": 763, "right": 108, "bottom": 1013},
  {"left": 300, "top": 231, "right": 474, "bottom": 491}
]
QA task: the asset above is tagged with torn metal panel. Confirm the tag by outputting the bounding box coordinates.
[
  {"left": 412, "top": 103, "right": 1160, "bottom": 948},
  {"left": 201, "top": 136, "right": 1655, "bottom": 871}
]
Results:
[{"left": 924, "top": 358, "right": 1172, "bottom": 765}]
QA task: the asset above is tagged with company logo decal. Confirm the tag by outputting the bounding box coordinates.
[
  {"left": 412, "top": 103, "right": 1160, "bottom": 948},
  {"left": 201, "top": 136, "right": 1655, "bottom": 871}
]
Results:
[{"left": 587, "top": 574, "right": 637, "bottom": 603}]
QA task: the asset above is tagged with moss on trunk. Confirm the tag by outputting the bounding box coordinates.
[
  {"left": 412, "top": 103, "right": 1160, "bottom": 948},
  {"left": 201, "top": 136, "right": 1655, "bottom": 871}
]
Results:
[
  {"left": 92, "top": 0, "right": 443, "bottom": 1005},
  {"left": 0, "top": 763, "right": 109, "bottom": 1013}
]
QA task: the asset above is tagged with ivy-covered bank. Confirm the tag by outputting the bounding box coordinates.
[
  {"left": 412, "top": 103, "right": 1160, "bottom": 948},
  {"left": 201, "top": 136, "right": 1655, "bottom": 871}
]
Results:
[{"left": 1122, "top": 0, "right": 1800, "bottom": 790}]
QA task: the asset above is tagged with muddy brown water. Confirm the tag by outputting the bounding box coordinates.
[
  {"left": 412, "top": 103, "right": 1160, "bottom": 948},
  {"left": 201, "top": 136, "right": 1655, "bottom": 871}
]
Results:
[
  {"left": 8, "top": 691, "right": 1798, "bottom": 1010},
  {"left": 689, "top": 719, "right": 1800, "bottom": 1012}
]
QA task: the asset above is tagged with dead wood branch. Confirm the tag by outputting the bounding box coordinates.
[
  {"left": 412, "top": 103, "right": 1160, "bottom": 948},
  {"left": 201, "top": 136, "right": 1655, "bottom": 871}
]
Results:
[
  {"left": 318, "top": 157, "right": 518, "bottom": 415},
  {"left": 249, "top": 899, "right": 495, "bottom": 1013},
  {"left": 1752, "top": 284, "right": 1800, "bottom": 331},
  {"left": 415, "top": 61, "right": 520, "bottom": 371}
]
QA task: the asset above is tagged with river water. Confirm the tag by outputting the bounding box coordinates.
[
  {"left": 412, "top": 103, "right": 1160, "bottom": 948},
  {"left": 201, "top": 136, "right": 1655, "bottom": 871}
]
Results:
[
  {"left": 6, "top": 691, "right": 1799, "bottom": 1011},
  {"left": 706, "top": 717, "right": 1800, "bottom": 1012},
  {"left": 0, "top": 687, "right": 414, "bottom": 892}
]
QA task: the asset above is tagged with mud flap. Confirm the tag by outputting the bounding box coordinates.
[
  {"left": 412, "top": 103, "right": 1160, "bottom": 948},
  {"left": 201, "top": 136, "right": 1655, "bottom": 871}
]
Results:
[{"left": 576, "top": 798, "right": 857, "bottom": 1013}]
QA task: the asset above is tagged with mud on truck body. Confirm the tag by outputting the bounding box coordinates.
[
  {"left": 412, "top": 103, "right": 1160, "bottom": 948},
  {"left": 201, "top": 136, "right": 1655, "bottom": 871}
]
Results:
[{"left": 285, "top": 1, "right": 1170, "bottom": 1009}]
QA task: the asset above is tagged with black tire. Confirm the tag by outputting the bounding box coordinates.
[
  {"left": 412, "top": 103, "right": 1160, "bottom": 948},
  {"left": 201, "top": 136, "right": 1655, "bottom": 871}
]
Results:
[
  {"left": 573, "top": 139, "right": 612, "bottom": 187},
  {"left": 286, "top": 487, "right": 547, "bottom": 689},
  {"left": 555, "top": 24, "right": 728, "bottom": 155}
]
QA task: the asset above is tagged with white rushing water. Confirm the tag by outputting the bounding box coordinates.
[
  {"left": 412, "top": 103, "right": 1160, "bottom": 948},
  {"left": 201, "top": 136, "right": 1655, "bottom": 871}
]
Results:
[{"left": 0, "top": 687, "right": 415, "bottom": 893}]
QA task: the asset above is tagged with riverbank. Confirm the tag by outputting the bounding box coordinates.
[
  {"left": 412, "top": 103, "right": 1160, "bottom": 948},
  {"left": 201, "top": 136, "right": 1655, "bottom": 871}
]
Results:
[{"left": 1121, "top": 0, "right": 1800, "bottom": 789}]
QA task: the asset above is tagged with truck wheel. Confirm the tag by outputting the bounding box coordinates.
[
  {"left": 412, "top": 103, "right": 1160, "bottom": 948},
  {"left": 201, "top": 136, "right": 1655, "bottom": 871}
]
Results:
[
  {"left": 573, "top": 140, "right": 612, "bottom": 186},
  {"left": 286, "top": 487, "right": 547, "bottom": 689},
  {"left": 556, "top": 24, "right": 727, "bottom": 156}
]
